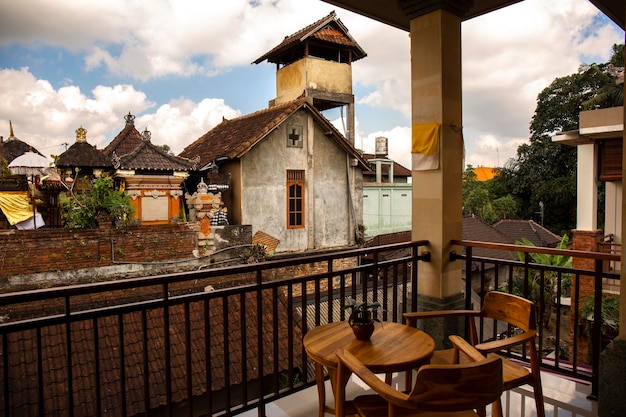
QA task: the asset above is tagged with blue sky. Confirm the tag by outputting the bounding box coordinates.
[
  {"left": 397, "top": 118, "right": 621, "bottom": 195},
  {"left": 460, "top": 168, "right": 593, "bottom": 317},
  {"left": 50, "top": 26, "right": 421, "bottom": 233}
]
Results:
[{"left": 0, "top": 0, "right": 623, "bottom": 170}]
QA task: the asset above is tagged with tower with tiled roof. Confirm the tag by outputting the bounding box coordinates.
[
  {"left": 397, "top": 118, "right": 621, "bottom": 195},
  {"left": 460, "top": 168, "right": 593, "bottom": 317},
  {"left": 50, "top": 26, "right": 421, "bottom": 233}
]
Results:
[{"left": 253, "top": 11, "right": 366, "bottom": 145}]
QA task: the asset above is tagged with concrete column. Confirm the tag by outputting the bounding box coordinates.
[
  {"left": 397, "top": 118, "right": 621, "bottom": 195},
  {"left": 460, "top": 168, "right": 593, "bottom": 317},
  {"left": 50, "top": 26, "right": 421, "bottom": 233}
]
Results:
[
  {"left": 409, "top": 10, "right": 463, "bottom": 301},
  {"left": 601, "top": 55, "right": 626, "bottom": 417},
  {"left": 621, "top": 79, "right": 626, "bottom": 341},
  {"left": 576, "top": 143, "right": 598, "bottom": 230}
]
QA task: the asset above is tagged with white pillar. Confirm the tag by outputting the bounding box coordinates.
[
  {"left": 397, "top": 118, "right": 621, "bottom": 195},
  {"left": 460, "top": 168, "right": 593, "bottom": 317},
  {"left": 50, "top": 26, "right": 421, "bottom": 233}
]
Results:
[{"left": 576, "top": 143, "right": 598, "bottom": 230}]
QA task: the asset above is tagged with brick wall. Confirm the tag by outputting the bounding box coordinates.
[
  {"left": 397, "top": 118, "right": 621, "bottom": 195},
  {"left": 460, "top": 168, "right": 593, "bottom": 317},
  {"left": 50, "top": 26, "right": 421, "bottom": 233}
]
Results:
[
  {"left": 0, "top": 223, "right": 198, "bottom": 279},
  {"left": 570, "top": 229, "right": 603, "bottom": 364}
]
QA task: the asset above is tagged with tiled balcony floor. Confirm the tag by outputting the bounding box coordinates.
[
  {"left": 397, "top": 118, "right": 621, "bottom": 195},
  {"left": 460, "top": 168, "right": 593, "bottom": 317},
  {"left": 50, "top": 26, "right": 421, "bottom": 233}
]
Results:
[{"left": 244, "top": 370, "right": 597, "bottom": 417}]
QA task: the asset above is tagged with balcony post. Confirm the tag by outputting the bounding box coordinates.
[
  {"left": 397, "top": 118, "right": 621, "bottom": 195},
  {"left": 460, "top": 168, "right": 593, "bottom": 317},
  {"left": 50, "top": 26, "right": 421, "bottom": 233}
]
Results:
[
  {"left": 403, "top": 3, "right": 466, "bottom": 347},
  {"left": 599, "top": 48, "right": 626, "bottom": 417}
]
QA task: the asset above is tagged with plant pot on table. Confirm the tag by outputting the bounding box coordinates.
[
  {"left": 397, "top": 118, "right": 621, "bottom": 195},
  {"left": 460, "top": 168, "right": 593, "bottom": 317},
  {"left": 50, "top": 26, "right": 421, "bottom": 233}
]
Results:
[{"left": 350, "top": 321, "right": 376, "bottom": 341}]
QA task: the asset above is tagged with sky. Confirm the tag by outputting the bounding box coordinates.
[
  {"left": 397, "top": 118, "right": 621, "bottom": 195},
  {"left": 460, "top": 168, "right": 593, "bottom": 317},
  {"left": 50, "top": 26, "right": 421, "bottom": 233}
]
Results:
[{"left": 0, "top": 0, "right": 623, "bottom": 171}]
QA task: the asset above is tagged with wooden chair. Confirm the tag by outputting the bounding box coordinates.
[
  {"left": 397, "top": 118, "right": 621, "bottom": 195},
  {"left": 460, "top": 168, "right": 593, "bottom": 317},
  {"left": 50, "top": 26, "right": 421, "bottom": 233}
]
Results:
[
  {"left": 335, "top": 342, "right": 503, "bottom": 417},
  {"left": 404, "top": 291, "right": 545, "bottom": 417}
]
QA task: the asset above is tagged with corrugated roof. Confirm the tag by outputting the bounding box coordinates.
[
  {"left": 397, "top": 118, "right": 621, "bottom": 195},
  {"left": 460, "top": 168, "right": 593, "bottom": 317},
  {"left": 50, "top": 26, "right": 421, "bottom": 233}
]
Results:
[
  {"left": 253, "top": 11, "right": 366, "bottom": 65},
  {"left": 179, "top": 96, "right": 369, "bottom": 171}
]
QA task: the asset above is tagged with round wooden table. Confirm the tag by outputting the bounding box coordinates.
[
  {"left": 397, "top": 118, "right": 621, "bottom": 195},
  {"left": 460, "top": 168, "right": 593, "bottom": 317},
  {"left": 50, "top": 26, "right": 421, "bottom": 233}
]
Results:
[{"left": 303, "top": 321, "right": 434, "bottom": 417}]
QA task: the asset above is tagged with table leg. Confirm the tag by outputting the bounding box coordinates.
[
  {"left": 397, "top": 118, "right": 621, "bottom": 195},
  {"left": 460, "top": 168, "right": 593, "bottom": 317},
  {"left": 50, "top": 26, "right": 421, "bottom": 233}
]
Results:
[
  {"left": 314, "top": 362, "right": 326, "bottom": 417},
  {"left": 333, "top": 365, "right": 347, "bottom": 417}
]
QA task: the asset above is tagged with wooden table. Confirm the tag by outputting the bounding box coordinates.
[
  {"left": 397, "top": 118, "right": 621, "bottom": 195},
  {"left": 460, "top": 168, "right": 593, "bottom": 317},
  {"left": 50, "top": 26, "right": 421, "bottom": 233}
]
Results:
[{"left": 303, "top": 321, "right": 434, "bottom": 417}]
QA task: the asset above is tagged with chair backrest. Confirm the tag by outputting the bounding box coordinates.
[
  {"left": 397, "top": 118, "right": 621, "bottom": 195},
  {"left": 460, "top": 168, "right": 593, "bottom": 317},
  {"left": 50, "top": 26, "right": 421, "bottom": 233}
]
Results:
[
  {"left": 407, "top": 355, "right": 503, "bottom": 412},
  {"left": 480, "top": 291, "right": 536, "bottom": 332}
]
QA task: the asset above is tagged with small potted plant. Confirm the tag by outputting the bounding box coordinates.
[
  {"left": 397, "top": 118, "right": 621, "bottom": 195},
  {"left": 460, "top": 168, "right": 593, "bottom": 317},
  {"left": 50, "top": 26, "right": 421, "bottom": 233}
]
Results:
[{"left": 344, "top": 299, "right": 381, "bottom": 341}]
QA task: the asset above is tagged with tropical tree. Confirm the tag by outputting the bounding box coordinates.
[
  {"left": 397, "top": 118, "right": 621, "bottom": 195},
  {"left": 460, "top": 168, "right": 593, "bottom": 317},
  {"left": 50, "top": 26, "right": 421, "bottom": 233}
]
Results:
[
  {"left": 463, "top": 165, "right": 519, "bottom": 224},
  {"left": 514, "top": 235, "right": 572, "bottom": 328},
  {"left": 499, "top": 44, "right": 623, "bottom": 236}
]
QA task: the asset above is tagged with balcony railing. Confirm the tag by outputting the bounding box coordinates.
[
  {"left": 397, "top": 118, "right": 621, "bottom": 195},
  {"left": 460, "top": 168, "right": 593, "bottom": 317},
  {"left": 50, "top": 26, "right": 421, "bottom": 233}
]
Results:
[
  {"left": 0, "top": 239, "right": 618, "bottom": 417},
  {"left": 452, "top": 239, "right": 621, "bottom": 400}
]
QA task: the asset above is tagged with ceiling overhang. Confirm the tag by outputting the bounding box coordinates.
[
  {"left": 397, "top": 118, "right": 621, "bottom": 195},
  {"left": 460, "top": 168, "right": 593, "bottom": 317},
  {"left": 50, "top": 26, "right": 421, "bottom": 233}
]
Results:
[{"left": 320, "top": 0, "right": 624, "bottom": 31}]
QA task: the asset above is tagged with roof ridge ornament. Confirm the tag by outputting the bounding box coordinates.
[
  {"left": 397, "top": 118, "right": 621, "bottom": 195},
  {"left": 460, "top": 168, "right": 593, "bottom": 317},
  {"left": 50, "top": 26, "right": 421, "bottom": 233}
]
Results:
[
  {"left": 124, "top": 112, "right": 135, "bottom": 126},
  {"left": 142, "top": 127, "right": 151, "bottom": 142},
  {"left": 112, "top": 150, "right": 121, "bottom": 169},
  {"left": 75, "top": 126, "right": 87, "bottom": 142},
  {"left": 7, "top": 120, "right": 17, "bottom": 141}
]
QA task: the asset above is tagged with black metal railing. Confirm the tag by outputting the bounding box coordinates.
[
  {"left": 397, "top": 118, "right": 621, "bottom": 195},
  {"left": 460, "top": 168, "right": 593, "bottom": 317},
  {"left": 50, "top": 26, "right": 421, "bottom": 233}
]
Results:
[
  {"left": 0, "top": 239, "right": 618, "bottom": 416},
  {"left": 451, "top": 239, "right": 621, "bottom": 399},
  {"left": 0, "top": 241, "right": 429, "bottom": 417}
]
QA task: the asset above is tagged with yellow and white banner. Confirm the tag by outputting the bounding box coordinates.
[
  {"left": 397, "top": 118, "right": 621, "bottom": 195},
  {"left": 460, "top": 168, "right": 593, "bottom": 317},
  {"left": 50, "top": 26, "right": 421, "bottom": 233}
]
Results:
[
  {"left": 411, "top": 122, "right": 441, "bottom": 171},
  {"left": 0, "top": 192, "right": 33, "bottom": 225}
]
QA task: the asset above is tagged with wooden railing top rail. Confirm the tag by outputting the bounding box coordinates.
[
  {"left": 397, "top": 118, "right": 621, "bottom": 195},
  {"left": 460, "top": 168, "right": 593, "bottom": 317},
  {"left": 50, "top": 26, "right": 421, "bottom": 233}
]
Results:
[{"left": 451, "top": 239, "right": 620, "bottom": 262}]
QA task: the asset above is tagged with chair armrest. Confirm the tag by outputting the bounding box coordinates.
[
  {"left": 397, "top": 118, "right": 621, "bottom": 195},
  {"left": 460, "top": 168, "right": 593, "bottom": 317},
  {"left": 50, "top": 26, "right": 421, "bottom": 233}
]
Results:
[
  {"left": 474, "top": 330, "right": 536, "bottom": 353},
  {"left": 403, "top": 310, "right": 479, "bottom": 326},
  {"left": 335, "top": 349, "right": 411, "bottom": 408},
  {"left": 448, "top": 335, "right": 486, "bottom": 362}
]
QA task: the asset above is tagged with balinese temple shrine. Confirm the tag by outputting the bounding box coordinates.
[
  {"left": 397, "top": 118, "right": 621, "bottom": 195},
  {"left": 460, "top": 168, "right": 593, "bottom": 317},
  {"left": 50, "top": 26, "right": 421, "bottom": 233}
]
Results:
[
  {"left": 56, "top": 126, "right": 113, "bottom": 182},
  {"left": 103, "top": 113, "right": 194, "bottom": 225}
]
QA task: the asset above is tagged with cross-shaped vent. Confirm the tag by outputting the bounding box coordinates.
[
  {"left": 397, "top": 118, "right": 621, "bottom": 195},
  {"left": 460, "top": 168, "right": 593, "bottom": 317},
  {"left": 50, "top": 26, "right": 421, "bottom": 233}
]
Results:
[{"left": 286, "top": 125, "right": 303, "bottom": 148}]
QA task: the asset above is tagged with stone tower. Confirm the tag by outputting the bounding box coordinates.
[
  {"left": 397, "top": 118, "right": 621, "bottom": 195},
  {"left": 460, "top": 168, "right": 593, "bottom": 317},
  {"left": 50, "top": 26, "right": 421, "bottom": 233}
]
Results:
[{"left": 253, "top": 11, "right": 366, "bottom": 145}]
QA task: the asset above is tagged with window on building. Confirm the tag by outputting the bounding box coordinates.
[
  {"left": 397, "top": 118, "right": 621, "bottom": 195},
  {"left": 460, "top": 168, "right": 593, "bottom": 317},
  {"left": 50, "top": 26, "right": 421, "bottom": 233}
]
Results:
[{"left": 287, "top": 170, "right": 305, "bottom": 228}]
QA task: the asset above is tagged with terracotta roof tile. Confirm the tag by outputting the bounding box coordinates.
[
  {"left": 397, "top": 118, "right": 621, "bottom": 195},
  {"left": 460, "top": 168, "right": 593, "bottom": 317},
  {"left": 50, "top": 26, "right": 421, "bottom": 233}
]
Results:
[
  {"left": 462, "top": 214, "right": 516, "bottom": 261},
  {"left": 103, "top": 123, "right": 144, "bottom": 158},
  {"left": 493, "top": 219, "right": 563, "bottom": 248},
  {"left": 179, "top": 96, "right": 369, "bottom": 171},
  {"left": 253, "top": 11, "right": 366, "bottom": 65},
  {"left": 5, "top": 287, "right": 303, "bottom": 417},
  {"left": 114, "top": 139, "right": 193, "bottom": 171}
]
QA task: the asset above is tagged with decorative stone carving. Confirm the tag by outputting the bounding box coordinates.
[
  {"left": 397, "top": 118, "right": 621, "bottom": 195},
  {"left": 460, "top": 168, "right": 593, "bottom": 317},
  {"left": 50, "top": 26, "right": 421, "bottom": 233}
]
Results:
[
  {"left": 128, "top": 190, "right": 141, "bottom": 200},
  {"left": 145, "top": 190, "right": 166, "bottom": 199}
]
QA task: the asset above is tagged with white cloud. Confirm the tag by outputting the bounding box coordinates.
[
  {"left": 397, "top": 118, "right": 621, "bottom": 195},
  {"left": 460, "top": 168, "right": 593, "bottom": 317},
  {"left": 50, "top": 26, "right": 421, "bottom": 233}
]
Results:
[
  {"left": 0, "top": 0, "right": 622, "bottom": 171},
  {"left": 459, "top": 0, "right": 623, "bottom": 167},
  {"left": 0, "top": 67, "right": 239, "bottom": 158},
  {"left": 137, "top": 98, "right": 241, "bottom": 155}
]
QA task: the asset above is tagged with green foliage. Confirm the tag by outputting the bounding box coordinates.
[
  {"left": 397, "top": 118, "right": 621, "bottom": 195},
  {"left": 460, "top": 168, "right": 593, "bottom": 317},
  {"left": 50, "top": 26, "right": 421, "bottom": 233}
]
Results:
[
  {"left": 0, "top": 158, "right": 11, "bottom": 176},
  {"left": 344, "top": 299, "right": 381, "bottom": 325},
  {"left": 500, "top": 136, "right": 576, "bottom": 236},
  {"left": 463, "top": 165, "right": 518, "bottom": 224},
  {"left": 581, "top": 293, "right": 620, "bottom": 335},
  {"left": 60, "top": 177, "right": 135, "bottom": 228},
  {"left": 609, "top": 44, "right": 624, "bottom": 66},
  {"left": 498, "top": 45, "right": 624, "bottom": 235},
  {"left": 492, "top": 195, "right": 518, "bottom": 220},
  {"left": 240, "top": 243, "right": 267, "bottom": 263},
  {"left": 513, "top": 235, "right": 572, "bottom": 328}
]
